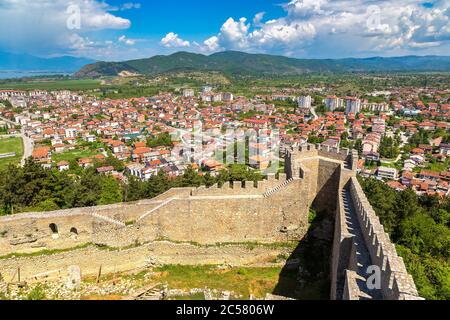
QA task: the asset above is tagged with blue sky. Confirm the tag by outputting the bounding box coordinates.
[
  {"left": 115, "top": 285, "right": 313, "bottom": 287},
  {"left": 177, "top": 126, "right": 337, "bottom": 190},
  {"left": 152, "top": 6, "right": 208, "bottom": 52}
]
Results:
[{"left": 0, "top": 0, "right": 449, "bottom": 61}]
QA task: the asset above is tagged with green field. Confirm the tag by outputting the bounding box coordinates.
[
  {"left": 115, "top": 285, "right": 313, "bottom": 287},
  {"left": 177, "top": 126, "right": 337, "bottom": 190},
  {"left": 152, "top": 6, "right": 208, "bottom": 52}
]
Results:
[
  {"left": 0, "top": 137, "right": 23, "bottom": 169},
  {"left": 0, "top": 79, "right": 101, "bottom": 90},
  {"left": 51, "top": 148, "right": 100, "bottom": 163}
]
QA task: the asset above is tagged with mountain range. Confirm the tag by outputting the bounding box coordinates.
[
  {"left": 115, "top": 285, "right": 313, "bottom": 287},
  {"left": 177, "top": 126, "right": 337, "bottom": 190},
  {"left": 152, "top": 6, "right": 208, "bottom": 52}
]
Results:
[
  {"left": 0, "top": 51, "right": 95, "bottom": 73},
  {"left": 74, "top": 51, "right": 450, "bottom": 78}
]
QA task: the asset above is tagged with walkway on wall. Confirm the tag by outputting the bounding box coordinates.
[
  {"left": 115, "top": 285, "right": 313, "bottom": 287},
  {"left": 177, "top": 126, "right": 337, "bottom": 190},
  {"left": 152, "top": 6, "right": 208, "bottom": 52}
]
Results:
[{"left": 341, "top": 188, "right": 382, "bottom": 300}]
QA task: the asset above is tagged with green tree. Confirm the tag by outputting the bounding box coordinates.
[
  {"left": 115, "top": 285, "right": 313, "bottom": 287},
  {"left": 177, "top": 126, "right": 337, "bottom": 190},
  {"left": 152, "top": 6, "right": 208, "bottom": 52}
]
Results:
[{"left": 97, "top": 176, "right": 123, "bottom": 205}]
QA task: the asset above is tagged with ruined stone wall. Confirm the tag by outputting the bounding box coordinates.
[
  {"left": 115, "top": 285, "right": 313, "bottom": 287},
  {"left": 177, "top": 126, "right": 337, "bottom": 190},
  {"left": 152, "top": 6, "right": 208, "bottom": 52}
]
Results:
[
  {"left": 0, "top": 241, "right": 287, "bottom": 283},
  {"left": 0, "top": 173, "right": 311, "bottom": 255}
]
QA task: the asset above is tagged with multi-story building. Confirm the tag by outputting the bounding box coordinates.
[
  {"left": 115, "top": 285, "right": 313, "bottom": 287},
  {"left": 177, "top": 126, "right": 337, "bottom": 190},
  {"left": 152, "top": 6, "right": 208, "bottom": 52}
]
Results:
[
  {"left": 325, "top": 96, "right": 344, "bottom": 111},
  {"left": 183, "top": 89, "right": 195, "bottom": 98},
  {"left": 361, "top": 102, "right": 389, "bottom": 112},
  {"left": 202, "top": 86, "right": 213, "bottom": 94},
  {"left": 345, "top": 97, "right": 361, "bottom": 114},
  {"left": 298, "top": 95, "right": 312, "bottom": 109},
  {"left": 222, "top": 92, "right": 234, "bottom": 102},
  {"left": 377, "top": 166, "right": 398, "bottom": 180}
]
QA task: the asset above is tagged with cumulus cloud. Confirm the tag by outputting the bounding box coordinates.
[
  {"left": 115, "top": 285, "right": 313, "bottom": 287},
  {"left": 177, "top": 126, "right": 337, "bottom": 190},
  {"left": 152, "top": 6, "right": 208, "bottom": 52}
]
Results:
[
  {"left": 118, "top": 35, "right": 136, "bottom": 46},
  {"left": 190, "top": 0, "right": 450, "bottom": 57},
  {"left": 160, "top": 32, "right": 191, "bottom": 48},
  {"left": 0, "top": 0, "right": 132, "bottom": 57},
  {"left": 253, "top": 12, "right": 266, "bottom": 27},
  {"left": 202, "top": 36, "right": 221, "bottom": 52}
]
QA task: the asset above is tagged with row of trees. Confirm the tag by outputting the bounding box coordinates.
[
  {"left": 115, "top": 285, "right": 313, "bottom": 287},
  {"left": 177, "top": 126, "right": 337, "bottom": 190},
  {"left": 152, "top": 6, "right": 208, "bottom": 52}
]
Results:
[
  {"left": 359, "top": 177, "right": 450, "bottom": 300},
  {"left": 0, "top": 160, "right": 263, "bottom": 216}
]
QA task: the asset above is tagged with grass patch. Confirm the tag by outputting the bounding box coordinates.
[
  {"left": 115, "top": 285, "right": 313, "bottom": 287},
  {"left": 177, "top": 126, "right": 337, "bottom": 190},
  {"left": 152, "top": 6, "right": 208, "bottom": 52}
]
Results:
[
  {"left": 155, "top": 238, "right": 298, "bottom": 250},
  {"left": 152, "top": 265, "right": 282, "bottom": 299},
  {"left": 51, "top": 148, "right": 101, "bottom": 163},
  {"left": 0, "top": 137, "right": 23, "bottom": 169},
  {"left": 424, "top": 158, "right": 449, "bottom": 173},
  {"left": 0, "top": 242, "right": 93, "bottom": 260}
]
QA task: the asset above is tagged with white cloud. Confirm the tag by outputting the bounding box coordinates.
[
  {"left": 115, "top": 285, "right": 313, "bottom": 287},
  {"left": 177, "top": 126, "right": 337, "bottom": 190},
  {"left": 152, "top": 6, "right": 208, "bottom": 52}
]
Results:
[
  {"left": 191, "top": 0, "right": 450, "bottom": 57},
  {"left": 253, "top": 12, "right": 265, "bottom": 27},
  {"left": 0, "top": 0, "right": 132, "bottom": 57},
  {"left": 160, "top": 32, "right": 190, "bottom": 48},
  {"left": 118, "top": 35, "right": 136, "bottom": 46},
  {"left": 202, "top": 36, "right": 221, "bottom": 52},
  {"left": 119, "top": 3, "right": 141, "bottom": 11}
]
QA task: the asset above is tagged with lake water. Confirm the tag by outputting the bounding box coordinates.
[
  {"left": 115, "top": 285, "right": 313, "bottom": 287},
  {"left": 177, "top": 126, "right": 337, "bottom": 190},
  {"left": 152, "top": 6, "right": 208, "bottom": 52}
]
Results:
[{"left": 0, "top": 71, "right": 72, "bottom": 79}]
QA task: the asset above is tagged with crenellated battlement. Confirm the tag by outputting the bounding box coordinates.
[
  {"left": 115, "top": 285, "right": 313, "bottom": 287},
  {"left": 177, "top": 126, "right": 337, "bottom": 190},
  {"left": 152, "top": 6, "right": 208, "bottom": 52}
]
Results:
[
  {"left": 287, "top": 143, "right": 352, "bottom": 161},
  {"left": 191, "top": 173, "right": 289, "bottom": 196},
  {"left": 344, "top": 177, "right": 423, "bottom": 300}
]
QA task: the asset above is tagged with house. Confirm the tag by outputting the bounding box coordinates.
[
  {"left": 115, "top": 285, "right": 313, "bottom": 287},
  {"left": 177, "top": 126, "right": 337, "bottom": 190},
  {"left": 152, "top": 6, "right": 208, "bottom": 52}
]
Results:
[
  {"left": 202, "top": 159, "right": 225, "bottom": 173},
  {"left": 52, "top": 143, "right": 66, "bottom": 153},
  {"left": 132, "top": 147, "right": 152, "bottom": 162},
  {"left": 418, "top": 170, "right": 441, "bottom": 181},
  {"left": 78, "top": 158, "right": 93, "bottom": 168},
  {"left": 401, "top": 171, "right": 415, "bottom": 186},
  {"left": 243, "top": 119, "right": 269, "bottom": 129},
  {"left": 32, "top": 146, "right": 51, "bottom": 162},
  {"left": 109, "top": 140, "right": 126, "bottom": 154},
  {"left": 162, "top": 164, "right": 184, "bottom": 177},
  {"left": 364, "top": 151, "right": 380, "bottom": 162},
  {"left": 386, "top": 181, "right": 407, "bottom": 192},
  {"left": 402, "top": 159, "right": 416, "bottom": 172},
  {"left": 439, "top": 143, "right": 450, "bottom": 156},
  {"left": 57, "top": 161, "right": 70, "bottom": 171},
  {"left": 85, "top": 135, "right": 97, "bottom": 143},
  {"left": 126, "top": 163, "right": 156, "bottom": 180},
  {"left": 96, "top": 166, "right": 115, "bottom": 175},
  {"left": 377, "top": 166, "right": 398, "bottom": 180}
]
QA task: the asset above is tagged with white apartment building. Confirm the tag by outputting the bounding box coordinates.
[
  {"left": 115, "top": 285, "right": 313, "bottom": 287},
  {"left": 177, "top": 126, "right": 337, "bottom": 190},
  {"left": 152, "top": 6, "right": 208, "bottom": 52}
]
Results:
[
  {"left": 361, "top": 102, "right": 390, "bottom": 112},
  {"left": 183, "top": 89, "right": 195, "bottom": 98},
  {"left": 222, "top": 92, "right": 234, "bottom": 102},
  {"left": 377, "top": 166, "right": 398, "bottom": 180},
  {"left": 298, "top": 95, "right": 312, "bottom": 109},
  {"left": 345, "top": 97, "right": 361, "bottom": 114},
  {"left": 325, "top": 96, "right": 344, "bottom": 111},
  {"left": 65, "top": 128, "right": 78, "bottom": 138}
]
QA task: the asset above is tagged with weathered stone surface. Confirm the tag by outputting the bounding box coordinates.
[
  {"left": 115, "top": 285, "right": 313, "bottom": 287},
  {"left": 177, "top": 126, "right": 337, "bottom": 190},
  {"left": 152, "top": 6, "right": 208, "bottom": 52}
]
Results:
[
  {"left": 9, "top": 237, "right": 37, "bottom": 246},
  {"left": 66, "top": 265, "right": 81, "bottom": 290}
]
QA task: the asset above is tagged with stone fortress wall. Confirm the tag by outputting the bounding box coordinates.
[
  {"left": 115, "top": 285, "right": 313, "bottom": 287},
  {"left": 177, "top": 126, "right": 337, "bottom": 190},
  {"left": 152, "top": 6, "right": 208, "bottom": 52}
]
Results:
[
  {"left": 341, "top": 178, "right": 422, "bottom": 300},
  {"left": 0, "top": 144, "right": 422, "bottom": 300}
]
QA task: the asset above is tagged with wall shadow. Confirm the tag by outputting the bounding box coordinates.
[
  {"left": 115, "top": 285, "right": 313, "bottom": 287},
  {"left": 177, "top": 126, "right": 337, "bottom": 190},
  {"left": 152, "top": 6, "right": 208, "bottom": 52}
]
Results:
[{"left": 272, "top": 209, "right": 333, "bottom": 300}]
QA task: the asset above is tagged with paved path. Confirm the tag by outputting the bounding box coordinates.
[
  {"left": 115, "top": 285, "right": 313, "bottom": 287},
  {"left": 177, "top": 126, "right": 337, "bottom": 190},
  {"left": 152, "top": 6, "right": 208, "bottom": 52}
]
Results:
[
  {"left": 20, "top": 127, "right": 34, "bottom": 166},
  {"left": 341, "top": 188, "right": 382, "bottom": 300},
  {"left": 310, "top": 106, "right": 319, "bottom": 121}
]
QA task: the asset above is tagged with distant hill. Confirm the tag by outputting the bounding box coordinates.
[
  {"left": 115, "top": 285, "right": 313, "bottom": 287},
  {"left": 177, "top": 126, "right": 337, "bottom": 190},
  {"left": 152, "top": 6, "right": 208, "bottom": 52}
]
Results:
[
  {"left": 74, "top": 51, "right": 450, "bottom": 78},
  {"left": 0, "top": 51, "right": 95, "bottom": 73}
]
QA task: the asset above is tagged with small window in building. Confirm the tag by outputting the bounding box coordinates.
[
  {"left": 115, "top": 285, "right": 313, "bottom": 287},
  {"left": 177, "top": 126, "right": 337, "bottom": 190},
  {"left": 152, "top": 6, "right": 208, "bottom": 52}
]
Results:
[{"left": 70, "top": 227, "right": 78, "bottom": 235}]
